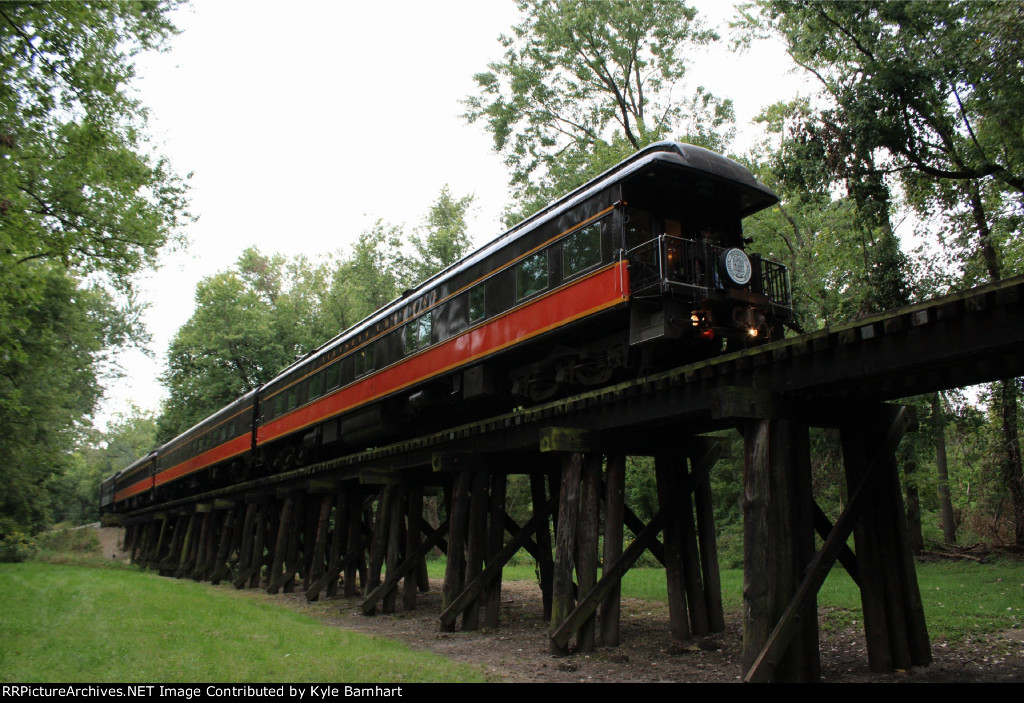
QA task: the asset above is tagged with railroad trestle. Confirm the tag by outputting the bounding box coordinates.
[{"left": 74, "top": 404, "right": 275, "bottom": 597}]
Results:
[{"left": 114, "top": 274, "right": 1024, "bottom": 682}]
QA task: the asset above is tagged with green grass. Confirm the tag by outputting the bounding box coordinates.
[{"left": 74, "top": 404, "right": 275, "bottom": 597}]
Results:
[
  {"left": 0, "top": 563, "right": 487, "bottom": 683},
  {"left": 620, "top": 559, "right": 1023, "bottom": 641},
  {"left": 4, "top": 553, "right": 1019, "bottom": 682},
  {"left": 431, "top": 555, "right": 1023, "bottom": 642}
]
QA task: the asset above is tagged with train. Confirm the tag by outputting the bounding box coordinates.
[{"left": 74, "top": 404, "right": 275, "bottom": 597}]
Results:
[{"left": 101, "top": 141, "right": 794, "bottom": 515}]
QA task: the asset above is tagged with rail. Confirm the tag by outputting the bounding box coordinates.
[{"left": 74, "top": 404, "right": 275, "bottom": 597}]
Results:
[{"left": 626, "top": 235, "right": 792, "bottom": 311}]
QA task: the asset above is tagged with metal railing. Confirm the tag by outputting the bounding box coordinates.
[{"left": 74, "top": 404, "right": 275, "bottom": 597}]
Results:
[{"left": 626, "top": 235, "right": 793, "bottom": 310}]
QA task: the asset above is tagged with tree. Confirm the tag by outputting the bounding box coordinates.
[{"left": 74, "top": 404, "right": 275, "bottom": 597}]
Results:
[
  {"left": 159, "top": 248, "right": 332, "bottom": 441},
  {"left": 743, "top": 100, "right": 888, "bottom": 328},
  {"left": 52, "top": 408, "right": 159, "bottom": 525},
  {"left": 0, "top": 264, "right": 133, "bottom": 537},
  {"left": 0, "top": 2, "right": 189, "bottom": 538},
  {"left": 751, "top": 0, "right": 1024, "bottom": 544},
  {"left": 327, "top": 220, "right": 408, "bottom": 327},
  {"left": 464, "top": 0, "right": 730, "bottom": 221},
  {"left": 408, "top": 185, "right": 475, "bottom": 283},
  {"left": 0, "top": 2, "right": 189, "bottom": 287}
]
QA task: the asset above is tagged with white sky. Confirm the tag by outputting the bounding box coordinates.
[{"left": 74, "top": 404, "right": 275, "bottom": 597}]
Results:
[{"left": 99, "top": 0, "right": 807, "bottom": 425}]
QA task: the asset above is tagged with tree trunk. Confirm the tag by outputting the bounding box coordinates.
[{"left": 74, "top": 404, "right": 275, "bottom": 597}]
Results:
[{"left": 931, "top": 393, "right": 957, "bottom": 544}]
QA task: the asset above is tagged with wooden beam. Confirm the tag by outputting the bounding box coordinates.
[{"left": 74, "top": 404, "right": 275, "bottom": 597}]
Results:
[
  {"left": 440, "top": 470, "right": 471, "bottom": 632},
  {"left": 550, "top": 452, "right": 583, "bottom": 655},
  {"left": 551, "top": 509, "right": 666, "bottom": 649},
  {"left": 600, "top": 454, "right": 625, "bottom": 647},
  {"left": 539, "top": 427, "right": 602, "bottom": 453},
  {"left": 439, "top": 501, "right": 555, "bottom": 629},
  {"left": 744, "top": 406, "right": 914, "bottom": 683},
  {"left": 361, "top": 518, "right": 450, "bottom": 615}
]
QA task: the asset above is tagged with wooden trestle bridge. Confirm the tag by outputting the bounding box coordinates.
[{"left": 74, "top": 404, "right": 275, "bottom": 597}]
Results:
[{"left": 115, "top": 275, "right": 1024, "bottom": 682}]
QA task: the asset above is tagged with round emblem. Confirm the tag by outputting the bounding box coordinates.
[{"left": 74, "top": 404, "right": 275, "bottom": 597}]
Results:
[{"left": 721, "top": 248, "right": 752, "bottom": 286}]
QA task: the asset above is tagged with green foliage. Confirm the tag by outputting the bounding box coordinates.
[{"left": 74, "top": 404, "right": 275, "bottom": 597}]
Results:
[
  {"left": 0, "top": 264, "right": 138, "bottom": 537},
  {"left": 407, "top": 185, "right": 475, "bottom": 284},
  {"left": 157, "top": 184, "right": 475, "bottom": 443},
  {"left": 0, "top": 530, "right": 36, "bottom": 564},
  {"left": 0, "top": 2, "right": 189, "bottom": 539},
  {"left": 0, "top": 2, "right": 190, "bottom": 289},
  {"left": 159, "top": 248, "right": 337, "bottom": 441},
  {"left": 749, "top": 0, "right": 1024, "bottom": 294},
  {"left": 464, "top": 0, "right": 732, "bottom": 223},
  {"left": 50, "top": 409, "right": 159, "bottom": 525},
  {"left": 743, "top": 100, "right": 907, "bottom": 329}
]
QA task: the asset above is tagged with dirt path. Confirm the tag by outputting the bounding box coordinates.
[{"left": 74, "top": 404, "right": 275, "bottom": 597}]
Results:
[
  {"left": 244, "top": 579, "right": 1024, "bottom": 683},
  {"left": 98, "top": 527, "right": 1022, "bottom": 682}
]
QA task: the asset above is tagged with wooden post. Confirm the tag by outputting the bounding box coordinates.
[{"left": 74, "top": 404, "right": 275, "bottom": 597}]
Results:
[
  {"left": 176, "top": 513, "right": 197, "bottom": 579},
  {"left": 210, "top": 507, "right": 236, "bottom": 585},
  {"left": 744, "top": 406, "right": 919, "bottom": 683},
  {"left": 344, "top": 492, "right": 364, "bottom": 596},
  {"left": 192, "top": 509, "right": 213, "bottom": 581},
  {"left": 307, "top": 494, "right": 333, "bottom": 600},
  {"left": 266, "top": 497, "right": 294, "bottom": 595},
  {"left": 153, "top": 517, "right": 169, "bottom": 566},
  {"left": 383, "top": 485, "right": 404, "bottom": 614},
  {"left": 462, "top": 470, "right": 490, "bottom": 630},
  {"left": 441, "top": 470, "right": 471, "bottom": 632},
  {"left": 326, "top": 489, "right": 348, "bottom": 599},
  {"left": 483, "top": 471, "right": 507, "bottom": 629},
  {"left": 365, "top": 486, "right": 393, "bottom": 614},
  {"left": 248, "top": 503, "right": 269, "bottom": 589},
  {"left": 655, "top": 455, "right": 690, "bottom": 641},
  {"left": 550, "top": 452, "right": 582, "bottom": 655},
  {"left": 678, "top": 464, "right": 709, "bottom": 637},
  {"left": 234, "top": 503, "right": 258, "bottom": 588},
  {"left": 575, "top": 453, "right": 601, "bottom": 653},
  {"left": 600, "top": 454, "right": 625, "bottom": 647},
  {"left": 690, "top": 441, "right": 725, "bottom": 632},
  {"left": 530, "top": 472, "right": 554, "bottom": 620},
  {"left": 404, "top": 484, "right": 424, "bottom": 610},
  {"left": 742, "top": 419, "right": 820, "bottom": 682},
  {"left": 841, "top": 407, "right": 930, "bottom": 672}
]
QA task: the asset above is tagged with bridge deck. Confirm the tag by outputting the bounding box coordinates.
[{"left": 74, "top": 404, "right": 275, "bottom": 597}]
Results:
[{"left": 118, "top": 274, "right": 1024, "bottom": 682}]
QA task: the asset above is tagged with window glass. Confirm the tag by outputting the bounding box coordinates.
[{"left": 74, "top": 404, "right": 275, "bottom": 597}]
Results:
[
  {"left": 516, "top": 250, "right": 549, "bottom": 300},
  {"left": 404, "top": 314, "right": 432, "bottom": 352},
  {"left": 355, "top": 344, "right": 375, "bottom": 377},
  {"left": 325, "top": 362, "right": 341, "bottom": 391},
  {"left": 469, "top": 285, "right": 485, "bottom": 323},
  {"left": 563, "top": 222, "right": 602, "bottom": 278},
  {"left": 624, "top": 209, "right": 654, "bottom": 249}
]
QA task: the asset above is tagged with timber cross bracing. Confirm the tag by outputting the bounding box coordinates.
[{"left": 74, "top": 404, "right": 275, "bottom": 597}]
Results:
[{"left": 116, "top": 274, "right": 1024, "bottom": 682}]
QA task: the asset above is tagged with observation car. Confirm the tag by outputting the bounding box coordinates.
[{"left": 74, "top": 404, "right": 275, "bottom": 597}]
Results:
[{"left": 102, "top": 141, "right": 793, "bottom": 513}]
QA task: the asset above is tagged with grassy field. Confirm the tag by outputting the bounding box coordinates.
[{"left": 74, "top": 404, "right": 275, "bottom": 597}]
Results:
[
  {"left": 432, "top": 557, "right": 1023, "bottom": 642},
  {"left": 0, "top": 562, "right": 487, "bottom": 683},
  {"left": 2, "top": 552, "right": 1020, "bottom": 682}
]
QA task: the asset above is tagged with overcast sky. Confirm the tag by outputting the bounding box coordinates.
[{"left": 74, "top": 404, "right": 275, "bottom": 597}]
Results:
[{"left": 100, "top": 0, "right": 807, "bottom": 425}]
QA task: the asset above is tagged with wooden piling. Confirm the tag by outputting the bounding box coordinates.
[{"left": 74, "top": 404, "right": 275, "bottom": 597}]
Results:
[
  {"left": 655, "top": 455, "right": 690, "bottom": 641},
  {"left": 404, "top": 484, "right": 424, "bottom": 610},
  {"left": 441, "top": 470, "right": 472, "bottom": 632},
  {"left": 383, "top": 485, "right": 404, "bottom": 614},
  {"left": 575, "top": 453, "right": 601, "bottom": 652},
  {"left": 550, "top": 452, "right": 582, "bottom": 655},
  {"left": 483, "top": 471, "right": 507, "bottom": 629},
  {"left": 530, "top": 472, "right": 554, "bottom": 620},
  {"left": 600, "top": 454, "right": 625, "bottom": 647},
  {"left": 462, "top": 470, "right": 490, "bottom": 630},
  {"left": 690, "top": 441, "right": 725, "bottom": 632}
]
